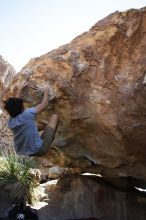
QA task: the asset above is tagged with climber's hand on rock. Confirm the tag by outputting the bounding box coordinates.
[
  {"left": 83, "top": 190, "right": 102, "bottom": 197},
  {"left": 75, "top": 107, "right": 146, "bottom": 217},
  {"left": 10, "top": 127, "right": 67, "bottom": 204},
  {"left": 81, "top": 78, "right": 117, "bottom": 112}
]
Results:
[
  {"left": 35, "top": 85, "right": 49, "bottom": 114},
  {"left": 43, "top": 85, "right": 49, "bottom": 94},
  {"left": 18, "top": 81, "right": 28, "bottom": 90},
  {"left": 15, "top": 81, "right": 27, "bottom": 98}
]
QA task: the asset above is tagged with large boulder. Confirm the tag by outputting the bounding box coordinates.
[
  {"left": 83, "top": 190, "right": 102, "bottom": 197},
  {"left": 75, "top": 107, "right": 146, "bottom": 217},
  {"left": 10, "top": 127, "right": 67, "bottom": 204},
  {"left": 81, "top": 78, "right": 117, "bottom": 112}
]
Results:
[{"left": 3, "top": 8, "right": 146, "bottom": 183}]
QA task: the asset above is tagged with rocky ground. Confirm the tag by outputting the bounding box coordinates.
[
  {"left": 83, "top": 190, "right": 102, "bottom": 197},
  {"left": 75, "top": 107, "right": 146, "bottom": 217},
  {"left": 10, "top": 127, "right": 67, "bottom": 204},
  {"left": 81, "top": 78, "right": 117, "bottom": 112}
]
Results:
[{"left": 1, "top": 174, "right": 146, "bottom": 220}]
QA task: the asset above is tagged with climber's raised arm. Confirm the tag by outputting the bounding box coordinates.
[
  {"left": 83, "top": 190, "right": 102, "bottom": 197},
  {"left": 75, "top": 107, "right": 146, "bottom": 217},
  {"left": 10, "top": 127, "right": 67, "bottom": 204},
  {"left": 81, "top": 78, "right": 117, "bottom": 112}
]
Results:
[{"left": 35, "top": 85, "right": 49, "bottom": 114}]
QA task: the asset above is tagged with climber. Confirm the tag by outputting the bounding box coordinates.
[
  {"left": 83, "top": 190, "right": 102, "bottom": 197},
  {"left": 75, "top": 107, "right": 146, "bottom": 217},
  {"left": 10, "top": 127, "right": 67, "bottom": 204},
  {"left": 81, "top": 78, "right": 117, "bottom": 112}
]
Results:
[{"left": 3, "top": 82, "right": 58, "bottom": 157}]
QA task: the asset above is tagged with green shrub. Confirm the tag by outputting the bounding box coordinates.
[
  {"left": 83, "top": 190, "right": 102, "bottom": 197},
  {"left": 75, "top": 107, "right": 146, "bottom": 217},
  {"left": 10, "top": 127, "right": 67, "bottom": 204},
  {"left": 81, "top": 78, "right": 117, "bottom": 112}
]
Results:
[{"left": 0, "top": 154, "right": 38, "bottom": 204}]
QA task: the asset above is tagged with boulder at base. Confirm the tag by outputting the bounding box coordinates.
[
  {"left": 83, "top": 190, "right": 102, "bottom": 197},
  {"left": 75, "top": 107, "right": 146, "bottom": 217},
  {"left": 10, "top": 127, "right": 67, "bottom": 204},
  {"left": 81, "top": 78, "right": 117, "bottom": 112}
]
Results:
[{"left": 37, "top": 175, "right": 146, "bottom": 220}]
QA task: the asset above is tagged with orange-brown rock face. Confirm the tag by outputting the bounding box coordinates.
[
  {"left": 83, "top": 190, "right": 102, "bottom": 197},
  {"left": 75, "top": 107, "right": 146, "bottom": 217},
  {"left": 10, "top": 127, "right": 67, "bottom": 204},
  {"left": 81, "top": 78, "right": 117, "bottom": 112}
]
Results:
[{"left": 3, "top": 8, "right": 146, "bottom": 181}]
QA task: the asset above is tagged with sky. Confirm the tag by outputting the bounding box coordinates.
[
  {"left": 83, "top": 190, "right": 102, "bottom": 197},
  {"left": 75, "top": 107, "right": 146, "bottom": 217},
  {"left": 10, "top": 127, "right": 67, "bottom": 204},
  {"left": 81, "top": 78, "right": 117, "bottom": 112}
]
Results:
[{"left": 0, "top": 0, "right": 146, "bottom": 72}]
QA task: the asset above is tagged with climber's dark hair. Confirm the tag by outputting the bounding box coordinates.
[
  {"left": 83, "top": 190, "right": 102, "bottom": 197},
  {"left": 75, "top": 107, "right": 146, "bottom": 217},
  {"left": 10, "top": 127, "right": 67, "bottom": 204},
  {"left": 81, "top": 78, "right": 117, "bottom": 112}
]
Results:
[{"left": 3, "top": 97, "right": 24, "bottom": 118}]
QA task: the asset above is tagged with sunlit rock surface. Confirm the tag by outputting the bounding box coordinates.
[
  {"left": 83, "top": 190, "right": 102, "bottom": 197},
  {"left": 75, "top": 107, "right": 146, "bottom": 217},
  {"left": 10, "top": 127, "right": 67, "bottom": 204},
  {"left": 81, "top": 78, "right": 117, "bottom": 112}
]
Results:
[
  {"left": 0, "top": 55, "right": 16, "bottom": 105},
  {"left": 38, "top": 165, "right": 82, "bottom": 180},
  {"left": 3, "top": 8, "right": 146, "bottom": 184},
  {"left": 0, "top": 56, "right": 16, "bottom": 153}
]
